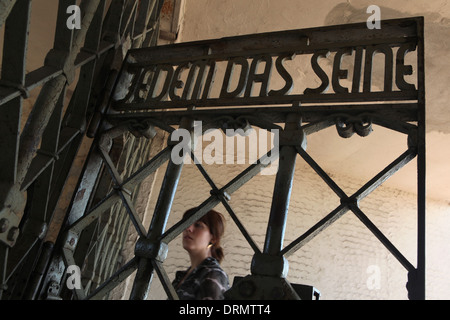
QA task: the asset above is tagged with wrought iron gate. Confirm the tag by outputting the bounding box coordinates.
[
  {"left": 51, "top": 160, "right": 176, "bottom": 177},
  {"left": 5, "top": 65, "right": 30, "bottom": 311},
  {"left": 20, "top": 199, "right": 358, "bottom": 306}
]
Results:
[
  {"left": 0, "top": 0, "right": 425, "bottom": 300},
  {"left": 0, "top": 0, "right": 169, "bottom": 300}
]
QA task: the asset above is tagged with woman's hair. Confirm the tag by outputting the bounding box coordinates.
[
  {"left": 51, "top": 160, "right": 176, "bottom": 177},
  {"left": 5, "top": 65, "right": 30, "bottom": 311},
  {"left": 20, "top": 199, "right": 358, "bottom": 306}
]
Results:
[{"left": 183, "top": 208, "right": 226, "bottom": 263}]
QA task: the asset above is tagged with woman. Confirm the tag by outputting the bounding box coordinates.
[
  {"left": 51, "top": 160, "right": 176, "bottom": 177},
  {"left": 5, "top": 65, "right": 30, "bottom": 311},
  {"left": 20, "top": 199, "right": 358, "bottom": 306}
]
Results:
[{"left": 172, "top": 208, "right": 229, "bottom": 300}]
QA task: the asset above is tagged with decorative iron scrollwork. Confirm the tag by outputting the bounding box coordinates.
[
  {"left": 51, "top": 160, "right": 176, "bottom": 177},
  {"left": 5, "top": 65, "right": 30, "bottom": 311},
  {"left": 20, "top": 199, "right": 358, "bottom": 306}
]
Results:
[
  {"left": 127, "top": 119, "right": 157, "bottom": 139},
  {"left": 216, "top": 116, "right": 253, "bottom": 136},
  {"left": 334, "top": 114, "right": 373, "bottom": 138}
]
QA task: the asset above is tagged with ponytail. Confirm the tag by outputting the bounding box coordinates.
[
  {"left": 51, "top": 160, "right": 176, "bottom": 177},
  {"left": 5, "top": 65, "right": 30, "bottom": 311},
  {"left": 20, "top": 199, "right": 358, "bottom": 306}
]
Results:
[{"left": 210, "top": 240, "right": 224, "bottom": 264}]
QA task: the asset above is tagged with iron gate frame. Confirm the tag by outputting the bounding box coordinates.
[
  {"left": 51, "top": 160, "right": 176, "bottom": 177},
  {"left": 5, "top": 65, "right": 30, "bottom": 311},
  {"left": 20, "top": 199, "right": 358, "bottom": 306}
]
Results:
[
  {"left": 0, "top": 1, "right": 425, "bottom": 301},
  {"left": 64, "top": 16, "right": 425, "bottom": 300}
]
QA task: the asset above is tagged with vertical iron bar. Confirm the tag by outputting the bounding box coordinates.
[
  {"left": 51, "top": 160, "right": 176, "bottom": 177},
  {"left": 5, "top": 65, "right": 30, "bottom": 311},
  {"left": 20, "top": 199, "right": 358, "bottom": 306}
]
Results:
[
  {"left": 263, "top": 113, "right": 301, "bottom": 255},
  {"left": 22, "top": 241, "right": 54, "bottom": 300},
  {"left": 0, "top": 0, "right": 32, "bottom": 299},
  {"left": 0, "top": 245, "right": 8, "bottom": 299},
  {"left": 416, "top": 17, "right": 426, "bottom": 300},
  {"left": 0, "top": 0, "right": 31, "bottom": 185},
  {"left": 129, "top": 117, "right": 193, "bottom": 300}
]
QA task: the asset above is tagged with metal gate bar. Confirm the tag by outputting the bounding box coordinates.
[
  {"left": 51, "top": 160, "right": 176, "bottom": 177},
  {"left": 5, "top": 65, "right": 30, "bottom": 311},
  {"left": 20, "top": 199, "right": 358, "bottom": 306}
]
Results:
[
  {"left": 263, "top": 113, "right": 301, "bottom": 256},
  {"left": 129, "top": 116, "right": 193, "bottom": 300},
  {"left": 415, "top": 18, "right": 426, "bottom": 300}
]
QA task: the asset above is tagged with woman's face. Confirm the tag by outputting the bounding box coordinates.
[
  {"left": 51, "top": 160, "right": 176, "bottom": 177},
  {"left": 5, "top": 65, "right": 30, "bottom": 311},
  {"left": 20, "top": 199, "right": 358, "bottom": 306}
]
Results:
[{"left": 182, "top": 220, "right": 213, "bottom": 254}]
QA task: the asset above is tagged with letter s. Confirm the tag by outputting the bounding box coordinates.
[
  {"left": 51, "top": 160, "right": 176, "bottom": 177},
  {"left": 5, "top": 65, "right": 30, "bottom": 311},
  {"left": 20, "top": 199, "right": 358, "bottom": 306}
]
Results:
[
  {"left": 304, "top": 50, "right": 330, "bottom": 94},
  {"left": 268, "top": 54, "right": 295, "bottom": 96}
]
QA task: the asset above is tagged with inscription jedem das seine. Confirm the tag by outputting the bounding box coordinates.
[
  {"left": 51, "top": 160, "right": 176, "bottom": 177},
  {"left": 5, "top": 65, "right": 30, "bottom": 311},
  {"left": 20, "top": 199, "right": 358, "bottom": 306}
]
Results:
[{"left": 112, "top": 18, "right": 421, "bottom": 111}]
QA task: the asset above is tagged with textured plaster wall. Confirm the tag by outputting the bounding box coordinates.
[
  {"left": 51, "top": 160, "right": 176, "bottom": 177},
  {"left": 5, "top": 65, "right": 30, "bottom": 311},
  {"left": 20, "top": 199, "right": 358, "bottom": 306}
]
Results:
[
  {"left": 124, "top": 0, "right": 450, "bottom": 300},
  {"left": 177, "top": 0, "right": 450, "bottom": 201}
]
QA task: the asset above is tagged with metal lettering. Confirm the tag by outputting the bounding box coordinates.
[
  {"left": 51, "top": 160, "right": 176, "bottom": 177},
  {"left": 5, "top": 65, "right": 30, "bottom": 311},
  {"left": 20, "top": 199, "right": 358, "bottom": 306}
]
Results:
[
  {"left": 244, "top": 55, "right": 272, "bottom": 97},
  {"left": 169, "top": 62, "right": 191, "bottom": 101},
  {"left": 352, "top": 47, "right": 364, "bottom": 93},
  {"left": 136, "top": 67, "right": 157, "bottom": 102},
  {"left": 183, "top": 60, "right": 209, "bottom": 100},
  {"left": 201, "top": 61, "right": 217, "bottom": 100},
  {"left": 115, "top": 66, "right": 152, "bottom": 103},
  {"left": 147, "top": 64, "right": 174, "bottom": 102},
  {"left": 111, "top": 19, "right": 421, "bottom": 110},
  {"left": 220, "top": 57, "right": 249, "bottom": 99},
  {"left": 363, "top": 44, "right": 393, "bottom": 92},
  {"left": 332, "top": 48, "right": 353, "bottom": 94},
  {"left": 268, "top": 54, "right": 295, "bottom": 96},
  {"left": 119, "top": 45, "right": 417, "bottom": 104},
  {"left": 304, "top": 50, "right": 330, "bottom": 94},
  {"left": 396, "top": 43, "right": 416, "bottom": 91}
]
